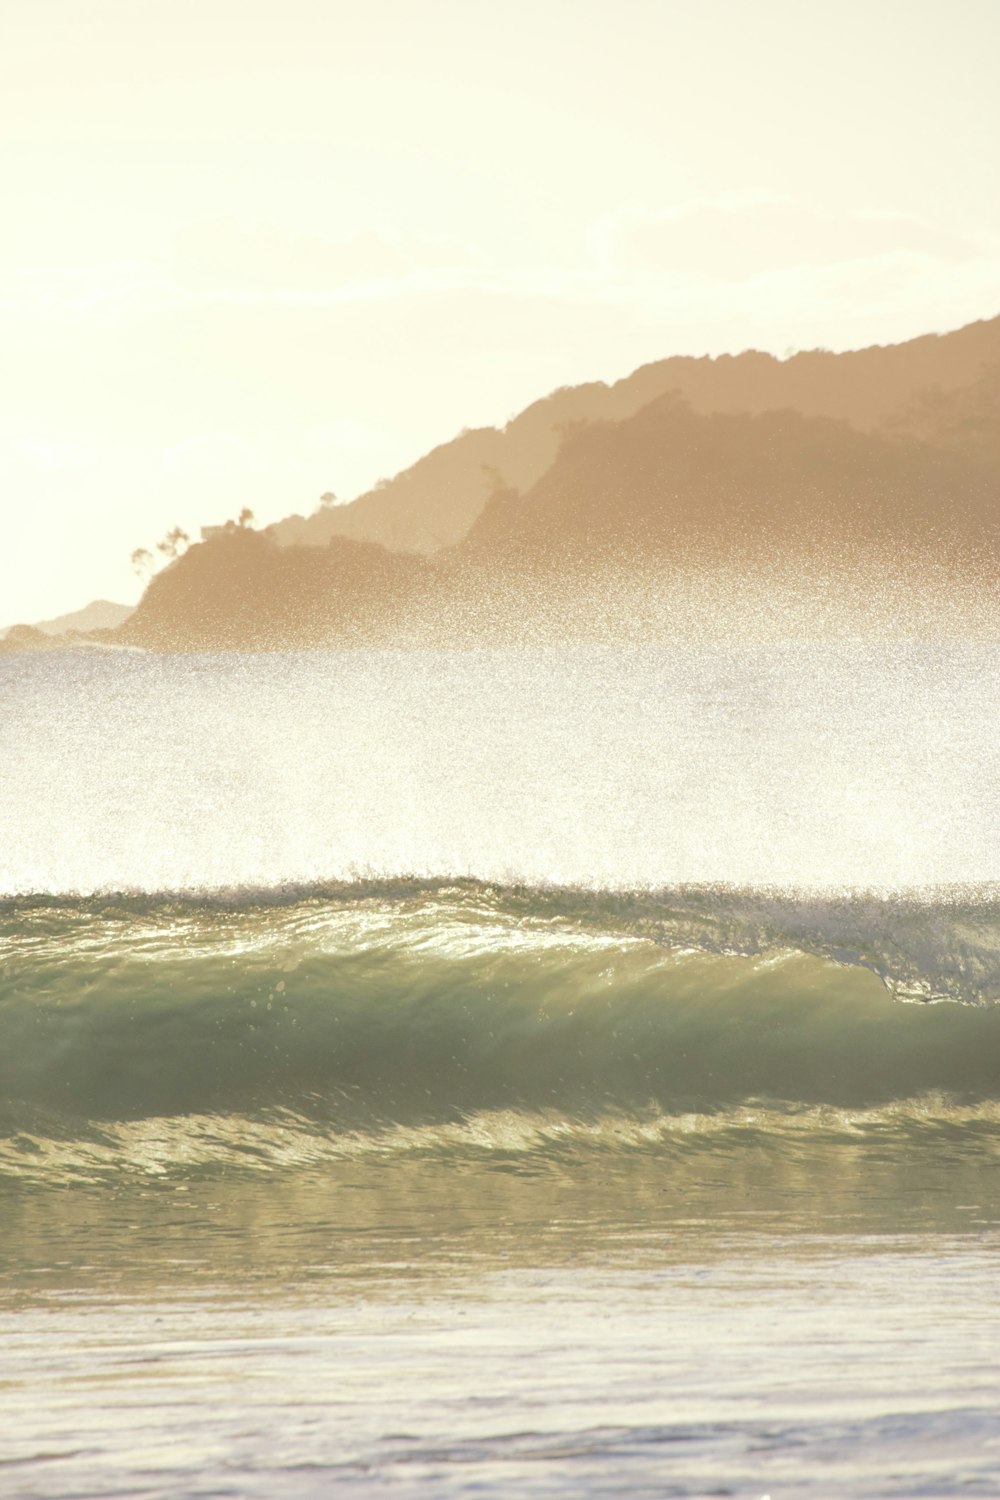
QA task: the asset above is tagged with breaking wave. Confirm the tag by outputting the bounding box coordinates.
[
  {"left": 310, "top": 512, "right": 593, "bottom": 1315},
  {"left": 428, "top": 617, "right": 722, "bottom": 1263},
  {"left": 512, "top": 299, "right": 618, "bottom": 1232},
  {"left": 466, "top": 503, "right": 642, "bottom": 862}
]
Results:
[{"left": 4, "top": 880, "right": 1000, "bottom": 1183}]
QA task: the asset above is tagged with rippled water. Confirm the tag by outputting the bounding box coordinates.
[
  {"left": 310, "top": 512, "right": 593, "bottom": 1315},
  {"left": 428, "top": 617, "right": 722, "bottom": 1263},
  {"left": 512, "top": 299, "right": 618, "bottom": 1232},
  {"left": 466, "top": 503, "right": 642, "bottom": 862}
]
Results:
[{"left": 4, "top": 1160, "right": 999, "bottom": 1498}]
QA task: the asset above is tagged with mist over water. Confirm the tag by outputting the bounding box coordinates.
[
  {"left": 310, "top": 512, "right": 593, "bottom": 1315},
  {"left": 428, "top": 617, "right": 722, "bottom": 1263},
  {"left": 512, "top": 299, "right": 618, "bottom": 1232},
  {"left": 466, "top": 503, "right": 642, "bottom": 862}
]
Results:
[{"left": 3, "top": 642, "right": 998, "bottom": 894}]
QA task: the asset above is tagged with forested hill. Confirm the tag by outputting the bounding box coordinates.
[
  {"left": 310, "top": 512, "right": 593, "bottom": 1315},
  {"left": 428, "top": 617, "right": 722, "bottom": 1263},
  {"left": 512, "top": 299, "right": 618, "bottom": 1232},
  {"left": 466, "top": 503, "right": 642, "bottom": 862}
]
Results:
[
  {"left": 115, "top": 373, "right": 1000, "bottom": 651},
  {"left": 12, "top": 315, "right": 998, "bottom": 655},
  {"left": 267, "top": 314, "right": 1000, "bottom": 556}
]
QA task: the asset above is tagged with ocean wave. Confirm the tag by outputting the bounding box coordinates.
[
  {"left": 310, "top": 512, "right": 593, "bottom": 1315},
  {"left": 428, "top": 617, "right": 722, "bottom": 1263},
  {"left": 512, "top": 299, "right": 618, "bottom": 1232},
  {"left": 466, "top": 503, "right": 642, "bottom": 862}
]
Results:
[{"left": 3, "top": 881, "right": 1000, "bottom": 1182}]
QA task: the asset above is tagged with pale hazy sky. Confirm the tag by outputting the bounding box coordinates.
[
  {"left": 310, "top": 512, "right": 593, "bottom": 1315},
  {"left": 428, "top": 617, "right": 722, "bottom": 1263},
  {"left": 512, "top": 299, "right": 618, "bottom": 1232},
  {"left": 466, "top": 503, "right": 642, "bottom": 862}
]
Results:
[{"left": 3, "top": 0, "right": 999, "bottom": 622}]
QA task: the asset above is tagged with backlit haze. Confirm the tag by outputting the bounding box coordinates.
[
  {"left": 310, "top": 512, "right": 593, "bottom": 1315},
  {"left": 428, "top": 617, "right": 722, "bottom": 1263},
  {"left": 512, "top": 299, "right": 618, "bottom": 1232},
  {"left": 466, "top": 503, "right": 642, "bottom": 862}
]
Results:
[{"left": 4, "top": 0, "right": 1000, "bottom": 624}]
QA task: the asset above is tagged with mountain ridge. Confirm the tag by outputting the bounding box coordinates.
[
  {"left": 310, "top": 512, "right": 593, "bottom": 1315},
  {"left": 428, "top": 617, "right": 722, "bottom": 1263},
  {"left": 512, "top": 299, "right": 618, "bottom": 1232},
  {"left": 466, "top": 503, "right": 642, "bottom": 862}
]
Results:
[
  {"left": 268, "top": 313, "right": 1000, "bottom": 557},
  {"left": 8, "top": 314, "right": 1000, "bottom": 655},
  {"left": 0, "top": 599, "right": 133, "bottom": 647}
]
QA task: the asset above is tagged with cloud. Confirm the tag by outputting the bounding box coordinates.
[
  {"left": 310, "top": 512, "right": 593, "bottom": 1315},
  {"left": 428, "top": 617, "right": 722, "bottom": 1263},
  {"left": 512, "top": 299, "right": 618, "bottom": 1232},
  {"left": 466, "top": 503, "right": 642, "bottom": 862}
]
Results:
[
  {"left": 9, "top": 433, "right": 94, "bottom": 471},
  {"left": 5, "top": 200, "right": 996, "bottom": 353},
  {"left": 160, "top": 430, "right": 260, "bottom": 480},
  {"left": 171, "top": 220, "right": 485, "bottom": 294},
  {"left": 591, "top": 198, "right": 1000, "bottom": 282}
]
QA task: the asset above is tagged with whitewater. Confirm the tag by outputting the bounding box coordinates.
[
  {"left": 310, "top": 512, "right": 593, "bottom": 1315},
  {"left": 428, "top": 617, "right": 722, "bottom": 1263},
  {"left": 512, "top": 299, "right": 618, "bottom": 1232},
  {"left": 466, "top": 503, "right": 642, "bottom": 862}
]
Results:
[{"left": 2, "top": 643, "right": 999, "bottom": 1498}]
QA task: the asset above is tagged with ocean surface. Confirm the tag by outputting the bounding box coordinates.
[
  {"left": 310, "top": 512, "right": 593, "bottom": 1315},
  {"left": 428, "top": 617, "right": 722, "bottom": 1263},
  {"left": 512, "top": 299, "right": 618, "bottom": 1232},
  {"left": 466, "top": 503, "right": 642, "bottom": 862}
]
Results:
[{"left": 2, "top": 643, "right": 999, "bottom": 1498}]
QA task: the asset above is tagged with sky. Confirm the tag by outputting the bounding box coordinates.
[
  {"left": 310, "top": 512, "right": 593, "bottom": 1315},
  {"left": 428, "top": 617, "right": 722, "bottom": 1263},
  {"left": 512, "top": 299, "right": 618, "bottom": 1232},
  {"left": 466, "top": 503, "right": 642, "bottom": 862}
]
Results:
[{"left": 3, "top": 0, "right": 1000, "bottom": 623}]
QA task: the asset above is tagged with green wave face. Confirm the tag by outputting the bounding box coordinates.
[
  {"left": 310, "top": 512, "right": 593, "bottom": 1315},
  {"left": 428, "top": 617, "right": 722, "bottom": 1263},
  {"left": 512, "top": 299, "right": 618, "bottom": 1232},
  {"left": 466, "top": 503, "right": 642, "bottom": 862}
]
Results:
[{"left": 4, "top": 884, "right": 1000, "bottom": 1183}]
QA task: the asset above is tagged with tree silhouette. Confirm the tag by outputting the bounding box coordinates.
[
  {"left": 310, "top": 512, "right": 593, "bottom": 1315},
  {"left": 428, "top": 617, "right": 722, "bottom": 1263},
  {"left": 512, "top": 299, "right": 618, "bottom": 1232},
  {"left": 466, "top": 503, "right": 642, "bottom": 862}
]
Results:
[
  {"left": 155, "top": 526, "right": 190, "bottom": 561},
  {"left": 131, "top": 526, "right": 189, "bottom": 582}
]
